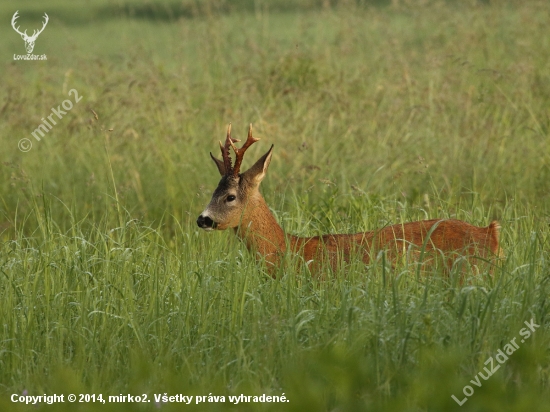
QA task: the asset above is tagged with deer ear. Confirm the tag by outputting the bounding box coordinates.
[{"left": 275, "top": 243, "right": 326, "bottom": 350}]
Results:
[
  {"left": 242, "top": 145, "right": 273, "bottom": 186},
  {"left": 210, "top": 152, "right": 226, "bottom": 176}
]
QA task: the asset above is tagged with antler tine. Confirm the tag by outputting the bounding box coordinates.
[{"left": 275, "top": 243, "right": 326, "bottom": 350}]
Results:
[
  {"left": 232, "top": 124, "right": 260, "bottom": 176},
  {"left": 219, "top": 124, "right": 233, "bottom": 173},
  {"left": 218, "top": 123, "right": 241, "bottom": 175}
]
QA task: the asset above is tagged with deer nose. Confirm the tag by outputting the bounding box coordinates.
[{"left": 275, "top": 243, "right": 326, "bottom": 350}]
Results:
[{"left": 197, "top": 214, "right": 214, "bottom": 229}]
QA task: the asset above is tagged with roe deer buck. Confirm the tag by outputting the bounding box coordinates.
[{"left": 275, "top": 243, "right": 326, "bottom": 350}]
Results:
[{"left": 197, "top": 124, "right": 501, "bottom": 275}]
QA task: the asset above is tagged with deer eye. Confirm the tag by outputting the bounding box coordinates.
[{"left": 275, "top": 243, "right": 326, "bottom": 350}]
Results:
[{"left": 226, "top": 195, "right": 236, "bottom": 202}]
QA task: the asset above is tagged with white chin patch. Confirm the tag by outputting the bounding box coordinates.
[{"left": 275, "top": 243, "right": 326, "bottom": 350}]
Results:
[{"left": 203, "top": 227, "right": 214, "bottom": 232}]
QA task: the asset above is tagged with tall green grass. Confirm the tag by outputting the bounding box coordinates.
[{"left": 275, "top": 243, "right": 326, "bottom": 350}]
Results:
[{"left": 1, "top": 1, "right": 549, "bottom": 410}]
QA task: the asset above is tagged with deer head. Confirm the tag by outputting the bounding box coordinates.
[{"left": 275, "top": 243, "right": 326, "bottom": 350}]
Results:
[
  {"left": 197, "top": 124, "right": 273, "bottom": 231},
  {"left": 11, "top": 11, "right": 49, "bottom": 54}
]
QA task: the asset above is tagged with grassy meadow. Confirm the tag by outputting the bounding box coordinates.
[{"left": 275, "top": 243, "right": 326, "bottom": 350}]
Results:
[{"left": 1, "top": 0, "right": 550, "bottom": 410}]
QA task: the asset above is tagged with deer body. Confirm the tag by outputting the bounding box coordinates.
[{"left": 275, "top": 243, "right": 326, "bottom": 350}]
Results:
[{"left": 198, "top": 125, "right": 500, "bottom": 275}]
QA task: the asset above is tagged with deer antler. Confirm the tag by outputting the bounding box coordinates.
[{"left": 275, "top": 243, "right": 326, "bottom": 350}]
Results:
[
  {"left": 231, "top": 124, "right": 260, "bottom": 176},
  {"left": 216, "top": 124, "right": 260, "bottom": 177},
  {"left": 30, "top": 13, "right": 49, "bottom": 40},
  {"left": 11, "top": 11, "right": 48, "bottom": 40},
  {"left": 11, "top": 11, "right": 26, "bottom": 37},
  {"left": 218, "top": 123, "right": 240, "bottom": 175}
]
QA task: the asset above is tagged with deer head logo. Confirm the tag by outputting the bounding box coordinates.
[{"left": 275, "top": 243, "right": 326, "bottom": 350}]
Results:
[{"left": 11, "top": 11, "right": 49, "bottom": 54}]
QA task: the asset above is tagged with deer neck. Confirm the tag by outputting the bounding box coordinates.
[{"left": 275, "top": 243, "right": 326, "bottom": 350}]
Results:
[{"left": 233, "top": 192, "right": 286, "bottom": 261}]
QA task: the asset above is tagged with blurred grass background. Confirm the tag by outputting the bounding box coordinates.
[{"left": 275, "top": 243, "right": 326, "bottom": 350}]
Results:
[{"left": 0, "top": 0, "right": 549, "bottom": 411}]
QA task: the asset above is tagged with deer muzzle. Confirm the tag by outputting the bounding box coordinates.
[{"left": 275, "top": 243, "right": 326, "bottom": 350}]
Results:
[{"left": 197, "top": 214, "right": 216, "bottom": 230}]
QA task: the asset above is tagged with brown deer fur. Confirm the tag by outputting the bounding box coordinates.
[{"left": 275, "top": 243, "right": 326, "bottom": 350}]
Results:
[{"left": 197, "top": 125, "right": 501, "bottom": 275}]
